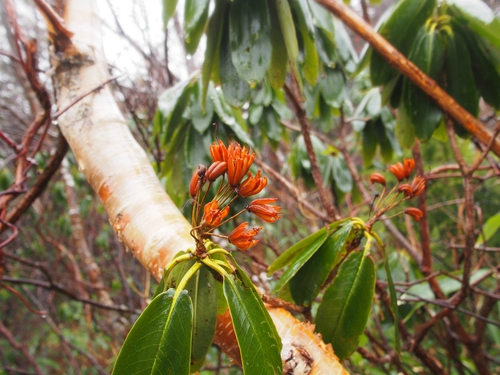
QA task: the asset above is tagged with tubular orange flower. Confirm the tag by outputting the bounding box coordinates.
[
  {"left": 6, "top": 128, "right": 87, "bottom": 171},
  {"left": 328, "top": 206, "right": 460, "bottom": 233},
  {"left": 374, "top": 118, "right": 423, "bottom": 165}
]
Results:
[
  {"left": 398, "top": 184, "right": 413, "bottom": 198},
  {"left": 247, "top": 198, "right": 281, "bottom": 223},
  {"left": 238, "top": 170, "right": 267, "bottom": 197},
  {"left": 388, "top": 162, "right": 405, "bottom": 182},
  {"left": 209, "top": 140, "right": 228, "bottom": 163},
  {"left": 405, "top": 207, "right": 424, "bottom": 222},
  {"left": 189, "top": 164, "right": 206, "bottom": 198},
  {"left": 202, "top": 200, "right": 230, "bottom": 228},
  {"left": 369, "top": 172, "right": 386, "bottom": 186},
  {"left": 227, "top": 143, "right": 255, "bottom": 187},
  {"left": 206, "top": 161, "right": 227, "bottom": 182},
  {"left": 404, "top": 158, "right": 415, "bottom": 179},
  {"left": 228, "top": 222, "right": 261, "bottom": 250},
  {"left": 410, "top": 176, "right": 426, "bottom": 197}
]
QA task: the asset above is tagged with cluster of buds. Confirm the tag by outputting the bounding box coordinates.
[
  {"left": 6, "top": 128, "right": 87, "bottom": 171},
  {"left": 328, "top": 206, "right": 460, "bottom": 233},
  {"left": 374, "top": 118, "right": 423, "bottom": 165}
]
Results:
[
  {"left": 367, "top": 158, "right": 426, "bottom": 227},
  {"left": 189, "top": 140, "right": 281, "bottom": 254}
]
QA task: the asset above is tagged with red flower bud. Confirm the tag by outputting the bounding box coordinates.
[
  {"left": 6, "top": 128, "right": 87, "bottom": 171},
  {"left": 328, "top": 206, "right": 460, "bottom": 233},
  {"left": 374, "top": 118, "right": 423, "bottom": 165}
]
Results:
[
  {"left": 189, "top": 164, "right": 206, "bottom": 198},
  {"left": 238, "top": 170, "right": 267, "bottom": 197},
  {"left": 247, "top": 198, "right": 281, "bottom": 223},
  {"left": 228, "top": 222, "right": 261, "bottom": 250},
  {"left": 206, "top": 161, "right": 227, "bottom": 182},
  {"left": 388, "top": 162, "right": 405, "bottom": 182},
  {"left": 405, "top": 207, "right": 424, "bottom": 222},
  {"left": 369, "top": 173, "right": 386, "bottom": 186},
  {"left": 404, "top": 158, "right": 415, "bottom": 179},
  {"left": 398, "top": 184, "right": 413, "bottom": 198},
  {"left": 410, "top": 176, "right": 426, "bottom": 198}
]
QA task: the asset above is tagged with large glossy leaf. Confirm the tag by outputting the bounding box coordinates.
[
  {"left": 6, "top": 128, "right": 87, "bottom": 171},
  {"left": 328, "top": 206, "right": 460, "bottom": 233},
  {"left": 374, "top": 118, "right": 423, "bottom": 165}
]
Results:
[
  {"left": 476, "top": 212, "right": 500, "bottom": 246},
  {"left": 445, "top": 29, "right": 479, "bottom": 138},
  {"left": 261, "top": 107, "right": 282, "bottom": 144},
  {"left": 395, "top": 103, "right": 415, "bottom": 149},
  {"left": 308, "top": 1, "right": 335, "bottom": 42},
  {"left": 315, "top": 251, "right": 375, "bottom": 361},
  {"left": 460, "top": 27, "right": 500, "bottom": 109},
  {"left": 289, "top": 222, "right": 353, "bottom": 305},
  {"left": 331, "top": 155, "right": 353, "bottom": 193},
  {"left": 187, "top": 266, "right": 218, "bottom": 371},
  {"left": 402, "top": 26, "right": 444, "bottom": 141},
  {"left": 290, "top": 0, "right": 315, "bottom": 39},
  {"left": 276, "top": 0, "right": 301, "bottom": 89},
  {"left": 333, "top": 18, "right": 358, "bottom": 73},
  {"left": 446, "top": 0, "right": 500, "bottom": 49},
  {"left": 229, "top": 0, "right": 272, "bottom": 84},
  {"left": 268, "top": 227, "right": 328, "bottom": 274},
  {"left": 184, "top": 0, "right": 209, "bottom": 54},
  {"left": 362, "top": 120, "right": 377, "bottom": 167},
  {"left": 297, "top": 20, "right": 319, "bottom": 85},
  {"left": 224, "top": 272, "right": 282, "bottom": 375},
  {"left": 370, "top": 0, "right": 436, "bottom": 86},
  {"left": 267, "top": 0, "right": 288, "bottom": 89},
  {"left": 219, "top": 14, "right": 250, "bottom": 108},
  {"left": 191, "top": 80, "right": 214, "bottom": 133},
  {"left": 112, "top": 289, "right": 193, "bottom": 375},
  {"left": 374, "top": 117, "right": 393, "bottom": 163},
  {"left": 163, "top": 0, "right": 178, "bottom": 28},
  {"left": 319, "top": 67, "right": 344, "bottom": 108},
  {"left": 201, "top": 0, "right": 226, "bottom": 108}
]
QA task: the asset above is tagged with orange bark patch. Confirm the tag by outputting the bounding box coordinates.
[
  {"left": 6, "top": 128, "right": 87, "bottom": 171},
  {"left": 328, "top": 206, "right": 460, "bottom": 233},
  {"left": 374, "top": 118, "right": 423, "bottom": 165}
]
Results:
[{"left": 98, "top": 183, "right": 112, "bottom": 204}]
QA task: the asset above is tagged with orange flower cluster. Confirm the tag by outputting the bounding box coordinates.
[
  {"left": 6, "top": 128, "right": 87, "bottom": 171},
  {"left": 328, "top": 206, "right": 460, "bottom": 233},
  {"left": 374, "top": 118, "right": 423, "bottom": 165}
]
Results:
[
  {"left": 190, "top": 140, "right": 280, "bottom": 252},
  {"left": 367, "top": 158, "right": 427, "bottom": 226}
]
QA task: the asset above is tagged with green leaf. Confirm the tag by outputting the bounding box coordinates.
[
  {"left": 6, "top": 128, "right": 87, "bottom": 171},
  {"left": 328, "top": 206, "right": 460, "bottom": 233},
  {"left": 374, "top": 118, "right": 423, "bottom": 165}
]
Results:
[
  {"left": 319, "top": 67, "right": 344, "bottom": 108},
  {"left": 268, "top": 227, "right": 328, "bottom": 274},
  {"left": 229, "top": 0, "right": 272, "bottom": 84},
  {"left": 308, "top": 1, "right": 335, "bottom": 41},
  {"left": 446, "top": 0, "right": 500, "bottom": 49},
  {"left": 333, "top": 18, "right": 358, "bottom": 73},
  {"left": 289, "top": 222, "right": 353, "bottom": 305},
  {"left": 374, "top": 118, "right": 393, "bottom": 163},
  {"left": 184, "top": 0, "right": 210, "bottom": 54},
  {"left": 163, "top": 0, "right": 179, "bottom": 28},
  {"left": 249, "top": 104, "right": 264, "bottom": 125},
  {"left": 267, "top": 0, "right": 289, "bottom": 89},
  {"left": 276, "top": 0, "right": 301, "bottom": 90},
  {"left": 112, "top": 289, "right": 193, "bottom": 375},
  {"left": 476, "top": 212, "right": 500, "bottom": 246},
  {"left": 362, "top": 120, "right": 377, "bottom": 167},
  {"left": 316, "top": 251, "right": 375, "bottom": 361},
  {"left": 223, "top": 273, "right": 282, "bottom": 375},
  {"left": 370, "top": 0, "right": 436, "bottom": 86},
  {"left": 460, "top": 27, "right": 500, "bottom": 109},
  {"left": 210, "top": 86, "right": 254, "bottom": 146},
  {"left": 191, "top": 80, "right": 214, "bottom": 133},
  {"left": 315, "top": 27, "right": 338, "bottom": 67},
  {"left": 158, "top": 74, "right": 196, "bottom": 145},
  {"left": 201, "top": 0, "right": 226, "bottom": 108},
  {"left": 219, "top": 14, "right": 250, "bottom": 108},
  {"left": 290, "top": 0, "right": 315, "bottom": 39},
  {"left": 395, "top": 102, "right": 415, "bottom": 149},
  {"left": 187, "top": 266, "right": 218, "bottom": 370},
  {"left": 332, "top": 155, "right": 353, "bottom": 193},
  {"left": 402, "top": 26, "right": 444, "bottom": 141},
  {"left": 445, "top": 29, "right": 479, "bottom": 138},
  {"left": 296, "top": 17, "right": 319, "bottom": 85},
  {"left": 261, "top": 107, "right": 282, "bottom": 144},
  {"left": 185, "top": 125, "right": 206, "bottom": 169}
]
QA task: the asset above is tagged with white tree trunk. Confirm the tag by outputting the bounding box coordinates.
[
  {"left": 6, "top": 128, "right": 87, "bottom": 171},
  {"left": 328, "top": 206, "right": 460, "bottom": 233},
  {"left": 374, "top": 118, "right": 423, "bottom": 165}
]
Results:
[{"left": 52, "top": 0, "right": 348, "bottom": 373}]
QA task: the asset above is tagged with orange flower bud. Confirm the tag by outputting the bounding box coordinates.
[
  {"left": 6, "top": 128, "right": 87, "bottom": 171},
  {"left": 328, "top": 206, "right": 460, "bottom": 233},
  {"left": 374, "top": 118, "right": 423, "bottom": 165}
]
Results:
[
  {"left": 238, "top": 170, "right": 268, "bottom": 197},
  {"left": 202, "top": 200, "right": 229, "bottom": 228},
  {"left": 227, "top": 142, "right": 255, "bottom": 187},
  {"left": 209, "top": 140, "right": 228, "bottom": 162},
  {"left": 410, "top": 176, "right": 426, "bottom": 198},
  {"left": 228, "top": 222, "right": 261, "bottom": 250},
  {"left": 405, "top": 207, "right": 424, "bottom": 222},
  {"left": 404, "top": 158, "right": 415, "bottom": 179},
  {"left": 189, "top": 164, "right": 206, "bottom": 198},
  {"left": 388, "top": 162, "right": 405, "bottom": 182},
  {"left": 206, "top": 161, "right": 227, "bottom": 182},
  {"left": 369, "top": 173, "right": 386, "bottom": 186},
  {"left": 247, "top": 198, "right": 281, "bottom": 223},
  {"left": 398, "top": 184, "right": 413, "bottom": 198}
]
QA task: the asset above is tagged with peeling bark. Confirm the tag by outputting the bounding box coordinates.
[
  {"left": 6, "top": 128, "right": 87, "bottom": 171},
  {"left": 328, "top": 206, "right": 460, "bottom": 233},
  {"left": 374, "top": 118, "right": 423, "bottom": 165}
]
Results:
[{"left": 51, "top": 0, "right": 348, "bottom": 373}]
